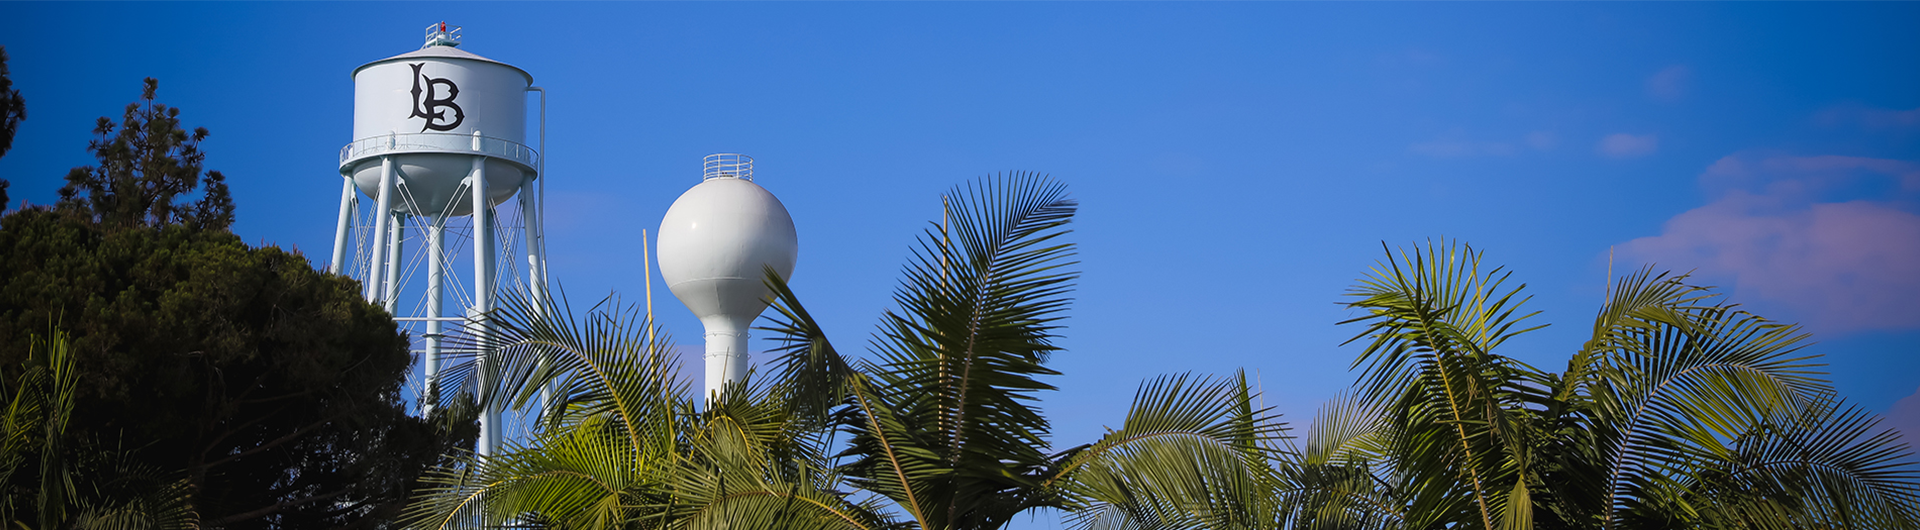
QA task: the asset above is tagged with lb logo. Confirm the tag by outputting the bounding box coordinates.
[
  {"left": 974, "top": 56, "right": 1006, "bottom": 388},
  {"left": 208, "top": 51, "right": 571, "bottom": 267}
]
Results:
[{"left": 408, "top": 63, "right": 464, "bottom": 132}]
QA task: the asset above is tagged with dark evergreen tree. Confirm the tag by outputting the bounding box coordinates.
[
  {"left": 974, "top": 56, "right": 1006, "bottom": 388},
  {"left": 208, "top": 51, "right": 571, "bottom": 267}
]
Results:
[
  {"left": 0, "top": 79, "right": 475, "bottom": 529},
  {"left": 58, "top": 78, "right": 231, "bottom": 231},
  {"left": 0, "top": 45, "right": 26, "bottom": 206}
]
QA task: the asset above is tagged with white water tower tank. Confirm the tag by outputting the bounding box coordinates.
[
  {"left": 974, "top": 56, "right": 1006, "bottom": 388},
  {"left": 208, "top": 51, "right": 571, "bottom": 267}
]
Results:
[
  {"left": 657, "top": 154, "right": 799, "bottom": 400},
  {"left": 328, "top": 23, "right": 547, "bottom": 459},
  {"left": 340, "top": 22, "right": 533, "bottom": 216}
]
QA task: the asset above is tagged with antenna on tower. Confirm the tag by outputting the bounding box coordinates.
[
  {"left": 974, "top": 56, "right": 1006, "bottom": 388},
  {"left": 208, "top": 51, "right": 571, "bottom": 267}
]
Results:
[{"left": 423, "top": 22, "right": 462, "bottom": 48}]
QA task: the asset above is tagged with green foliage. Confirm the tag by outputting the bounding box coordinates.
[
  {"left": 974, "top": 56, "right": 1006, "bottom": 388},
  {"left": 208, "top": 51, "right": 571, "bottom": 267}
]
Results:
[
  {"left": 993, "top": 239, "right": 1919, "bottom": 530},
  {"left": 759, "top": 174, "right": 1280, "bottom": 530},
  {"left": 1261, "top": 240, "right": 1920, "bottom": 530},
  {"left": 0, "top": 78, "right": 474, "bottom": 529},
  {"left": 0, "top": 328, "right": 195, "bottom": 530},
  {"left": 401, "top": 290, "right": 884, "bottom": 530},
  {"left": 57, "top": 78, "right": 231, "bottom": 232},
  {"left": 0, "top": 207, "right": 474, "bottom": 529},
  {"left": 0, "top": 44, "right": 25, "bottom": 206},
  {"left": 409, "top": 184, "right": 1916, "bottom": 530},
  {"left": 0, "top": 45, "right": 23, "bottom": 162},
  {"left": 405, "top": 174, "right": 1286, "bottom": 530}
]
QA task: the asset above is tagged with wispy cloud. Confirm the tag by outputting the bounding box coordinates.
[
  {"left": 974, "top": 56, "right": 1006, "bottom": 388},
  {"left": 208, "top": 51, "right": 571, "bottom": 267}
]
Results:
[
  {"left": 1619, "top": 154, "right": 1920, "bottom": 334},
  {"left": 1888, "top": 386, "right": 1920, "bottom": 452},
  {"left": 1597, "top": 133, "right": 1658, "bottom": 159},
  {"left": 1646, "top": 65, "right": 1692, "bottom": 102},
  {"left": 1409, "top": 130, "right": 1557, "bottom": 158},
  {"left": 1815, "top": 104, "right": 1920, "bottom": 130},
  {"left": 1525, "top": 131, "right": 1558, "bottom": 151},
  {"left": 1410, "top": 139, "right": 1516, "bottom": 158}
]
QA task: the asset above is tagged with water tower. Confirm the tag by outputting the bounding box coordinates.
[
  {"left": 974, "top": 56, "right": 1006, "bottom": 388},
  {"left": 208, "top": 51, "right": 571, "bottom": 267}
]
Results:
[
  {"left": 328, "top": 23, "right": 547, "bottom": 457},
  {"left": 658, "top": 154, "right": 799, "bottom": 400}
]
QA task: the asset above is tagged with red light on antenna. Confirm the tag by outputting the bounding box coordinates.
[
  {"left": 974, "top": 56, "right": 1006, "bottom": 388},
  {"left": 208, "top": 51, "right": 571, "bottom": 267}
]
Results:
[{"left": 440, "top": 22, "right": 446, "bottom": 33}]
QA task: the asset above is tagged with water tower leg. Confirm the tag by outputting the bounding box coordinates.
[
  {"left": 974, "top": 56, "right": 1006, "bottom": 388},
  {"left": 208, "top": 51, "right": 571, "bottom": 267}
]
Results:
[
  {"left": 330, "top": 176, "right": 356, "bottom": 275},
  {"left": 383, "top": 212, "right": 406, "bottom": 313},
  {"left": 470, "top": 154, "right": 498, "bottom": 457},
  {"left": 424, "top": 216, "right": 445, "bottom": 416},
  {"left": 519, "top": 177, "right": 546, "bottom": 307},
  {"left": 366, "top": 157, "right": 396, "bottom": 302},
  {"left": 518, "top": 177, "right": 554, "bottom": 414}
]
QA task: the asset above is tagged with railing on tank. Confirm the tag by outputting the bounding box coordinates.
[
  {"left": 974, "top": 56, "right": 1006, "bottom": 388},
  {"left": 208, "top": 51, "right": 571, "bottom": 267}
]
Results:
[
  {"left": 703, "top": 153, "right": 753, "bottom": 181},
  {"left": 339, "top": 132, "right": 538, "bottom": 171}
]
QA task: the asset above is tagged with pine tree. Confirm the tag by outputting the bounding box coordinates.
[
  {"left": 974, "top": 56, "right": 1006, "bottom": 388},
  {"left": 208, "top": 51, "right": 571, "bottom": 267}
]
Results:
[
  {"left": 0, "top": 45, "right": 27, "bottom": 207},
  {"left": 58, "top": 78, "right": 232, "bottom": 231},
  {"left": 2, "top": 78, "right": 474, "bottom": 529}
]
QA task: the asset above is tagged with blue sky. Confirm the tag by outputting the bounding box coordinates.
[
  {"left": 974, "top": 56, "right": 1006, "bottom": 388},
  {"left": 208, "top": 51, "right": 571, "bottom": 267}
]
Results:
[{"left": 4, "top": 1, "right": 1919, "bottom": 509}]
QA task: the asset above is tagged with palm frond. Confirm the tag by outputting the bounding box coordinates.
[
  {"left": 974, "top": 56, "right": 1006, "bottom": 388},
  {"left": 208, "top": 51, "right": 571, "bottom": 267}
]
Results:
[
  {"left": 436, "top": 286, "right": 688, "bottom": 457},
  {"left": 761, "top": 265, "right": 859, "bottom": 431},
  {"left": 761, "top": 270, "right": 936, "bottom": 529},
  {"left": 1340, "top": 239, "right": 1544, "bottom": 530},
  {"left": 1587, "top": 296, "right": 1833, "bottom": 529},
  {"left": 67, "top": 450, "right": 196, "bottom": 530},
  {"left": 1055, "top": 372, "right": 1287, "bottom": 530},
  {"left": 1621, "top": 400, "right": 1920, "bottom": 530},
  {"left": 402, "top": 416, "right": 650, "bottom": 530}
]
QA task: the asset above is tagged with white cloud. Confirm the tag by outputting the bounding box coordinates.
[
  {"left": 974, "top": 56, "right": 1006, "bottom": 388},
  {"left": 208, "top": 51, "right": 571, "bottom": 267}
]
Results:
[
  {"left": 1646, "top": 65, "right": 1692, "bottom": 102},
  {"left": 1618, "top": 154, "right": 1920, "bottom": 334},
  {"left": 1815, "top": 104, "right": 1920, "bottom": 129},
  {"left": 1888, "top": 386, "right": 1920, "bottom": 452},
  {"left": 1596, "top": 133, "right": 1658, "bottom": 159},
  {"left": 1525, "top": 131, "right": 1558, "bottom": 151}
]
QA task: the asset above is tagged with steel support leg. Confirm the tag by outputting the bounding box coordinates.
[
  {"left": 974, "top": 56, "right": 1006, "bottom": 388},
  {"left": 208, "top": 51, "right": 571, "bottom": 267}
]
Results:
[
  {"left": 471, "top": 152, "right": 498, "bottom": 457},
  {"left": 365, "top": 157, "right": 395, "bottom": 302},
  {"left": 518, "top": 177, "right": 554, "bottom": 414},
  {"left": 383, "top": 212, "right": 406, "bottom": 313},
  {"left": 330, "top": 177, "right": 356, "bottom": 274},
  {"left": 424, "top": 216, "right": 446, "bottom": 415}
]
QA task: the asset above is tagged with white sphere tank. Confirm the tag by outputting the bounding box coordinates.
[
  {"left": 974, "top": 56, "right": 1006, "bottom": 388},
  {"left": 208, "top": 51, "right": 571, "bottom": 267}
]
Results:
[
  {"left": 657, "top": 154, "right": 799, "bottom": 399},
  {"left": 339, "top": 26, "right": 535, "bottom": 217}
]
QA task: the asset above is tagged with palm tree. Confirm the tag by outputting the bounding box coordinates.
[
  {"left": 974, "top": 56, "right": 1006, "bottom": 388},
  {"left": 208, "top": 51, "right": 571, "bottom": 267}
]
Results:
[
  {"left": 401, "top": 174, "right": 1287, "bottom": 530},
  {"left": 759, "top": 174, "right": 1282, "bottom": 530},
  {"left": 400, "top": 293, "right": 880, "bottom": 530},
  {"left": 1269, "top": 240, "right": 1920, "bottom": 530},
  {"left": 1, "top": 328, "right": 195, "bottom": 530}
]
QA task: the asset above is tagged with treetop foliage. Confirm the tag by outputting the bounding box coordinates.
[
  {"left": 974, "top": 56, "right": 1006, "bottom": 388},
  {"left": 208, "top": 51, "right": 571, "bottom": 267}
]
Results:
[
  {"left": 0, "top": 75, "right": 472, "bottom": 529},
  {"left": 0, "top": 45, "right": 26, "bottom": 207},
  {"left": 58, "top": 78, "right": 232, "bottom": 232},
  {"left": 0, "top": 45, "right": 23, "bottom": 161}
]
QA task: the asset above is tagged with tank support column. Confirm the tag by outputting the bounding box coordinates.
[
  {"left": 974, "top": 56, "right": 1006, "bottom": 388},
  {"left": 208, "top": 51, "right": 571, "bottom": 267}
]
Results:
[
  {"left": 366, "top": 157, "right": 396, "bottom": 302},
  {"left": 520, "top": 177, "right": 546, "bottom": 309},
  {"left": 424, "top": 216, "right": 446, "bottom": 415},
  {"left": 330, "top": 177, "right": 357, "bottom": 275},
  {"left": 383, "top": 212, "right": 406, "bottom": 313},
  {"left": 705, "top": 327, "right": 750, "bottom": 401},
  {"left": 518, "top": 177, "right": 554, "bottom": 414},
  {"left": 470, "top": 150, "right": 499, "bottom": 457}
]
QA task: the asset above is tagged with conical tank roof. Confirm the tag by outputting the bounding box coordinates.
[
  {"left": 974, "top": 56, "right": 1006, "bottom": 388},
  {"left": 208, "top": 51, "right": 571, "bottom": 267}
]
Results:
[{"left": 352, "top": 41, "right": 533, "bottom": 84}]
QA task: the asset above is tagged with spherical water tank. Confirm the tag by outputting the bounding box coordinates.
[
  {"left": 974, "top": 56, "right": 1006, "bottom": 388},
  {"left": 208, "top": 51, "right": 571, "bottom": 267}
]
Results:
[
  {"left": 339, "top": 25, "right": 535, "bottom": 217},
  {"left": 657, "top": 154, "right": 799, "bottom": 398}
]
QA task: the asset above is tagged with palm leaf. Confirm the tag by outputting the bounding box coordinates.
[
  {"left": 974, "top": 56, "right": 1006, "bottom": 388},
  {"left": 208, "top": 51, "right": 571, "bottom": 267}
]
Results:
[
  {"left": 1272, "top": 392, "right": 1407, "bottom": 530},
  {"left": 1584, "top": 292, "right": 1832, "bottom": 529},
  {"left": 1341, "top": 239, "right": 1544, "bottom": 530},
  {"left": 1055, "top": 372, "right": 1287, "bottom": 530},
  {"left": 762, "top": 173, "right": 1080, "bottom": 530}
]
